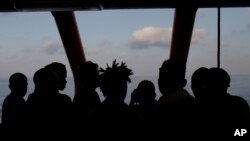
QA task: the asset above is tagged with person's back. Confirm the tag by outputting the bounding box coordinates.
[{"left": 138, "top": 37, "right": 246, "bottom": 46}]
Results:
[
  {"left": 89, "top": 60, "right": 140, "bottom": 140},
  {"left": 205, "top": 68, "right": 250, "bottom": 137},
  {"left": 44, "top": 62, "right": 73, "bottom": 135},
  {"left": 26, "top": 68, "right": 72, "bottom": 140},
  {"left": 73, "top": 61, "right": 100, "bottom": 116},
  {"left": 153, "top": 59, "right": 198, "bottom": 138},
  {"left": 191, "top": 67, "right": 209, "bottom": 102},
  {"left": 72, "top": 61, "right": 101, "bottom": 140},
  {"left": 130, "top": 80, "right": 157, "bottom": 119},
  {"left": 1, "top": 73, "right": 27, "bottom": 139}
]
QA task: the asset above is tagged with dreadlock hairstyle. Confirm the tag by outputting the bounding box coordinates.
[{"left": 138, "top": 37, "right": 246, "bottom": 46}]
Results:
[
  {"left": 99, "top": 60, "right": 133, "bottom": 97},
  {"left": 100, "top": 60, "right": 133, "bottom": 83}
]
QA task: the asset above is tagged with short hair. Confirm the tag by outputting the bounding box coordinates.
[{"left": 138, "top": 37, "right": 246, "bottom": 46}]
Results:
[
  {"left": 191, "top": 67, "right": 209, "bottom": 98},
  {"left": 33, "top": 68, "right": 57, "bottom": 88},
  {"left": 158, "top": 59, "right": 187, "bottom": 93},
  {"left": 138, "top": 80, "right": 155, "bottom": 93},
  {"left": 78, "top": 61, "right": 99, "bottom": 78},
  {"left": 207, "top": 67, "right": 230, "bottom": 88},
  {"left": 9, "top": 73, "right": 27, "bottom": 86},
  {"left": 137, "top": 80, "right": 156, "bottom": 100},
  {"left": 191, "top": 67, "right": 209, "bottom": 86},
  {"left": 44, "top": 62, "right": 66, "bottom": 77},
  {"left": 159, "top": 59, "right": 186, "bottom": 80}
]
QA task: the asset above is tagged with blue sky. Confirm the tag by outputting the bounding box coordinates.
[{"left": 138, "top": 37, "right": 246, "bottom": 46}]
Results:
[{"left": 0, "top": 8, "right": 250, "bottom": 79}]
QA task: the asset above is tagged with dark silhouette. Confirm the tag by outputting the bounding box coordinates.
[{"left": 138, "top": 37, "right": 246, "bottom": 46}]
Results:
[
  {"left": 1, "top": 73, "right": 27, "bottom": 139},
  {"left": 73, "top": 61, "right": 100, "bottom": 114},
  {"left": 44, "top": 62, "right": 67, "bottom": 91},
  {"left": 152, "top": 59, "right": 198, "bottom": 138},
  {"left": 204, "top": 67, "right": 250, "bottom": 137},
  {"left": 191, "top": 67, "right": 216, "bottom": 137},
  {"left": 89, "top": 60, "right": 140, "bottom": 139},
  {"left": 129, "top": 80, "right": 157, "bottom": 119},
  {"left": 26, "top": 68, "right": 72, "bottom": 140},
  {"left": 44, "top": 62, "right": 73, "bottom": 139},
  {"left": 72, "top": 61, "right": 101, "bottom": 140},
  {"left": 191, "top": 67, "right": 209, "bottom": 102}
]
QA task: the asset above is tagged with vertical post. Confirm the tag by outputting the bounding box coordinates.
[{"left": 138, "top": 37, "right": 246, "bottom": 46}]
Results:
[
  {"left": 170, "top": 7, "right": 198, "bottom": 65},
  {"left": 52, "top": 11, "right": 86, "bottom": 95}
]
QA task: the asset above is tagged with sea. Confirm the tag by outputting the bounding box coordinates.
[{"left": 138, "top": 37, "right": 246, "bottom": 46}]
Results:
[{"left": 0, "top": 75, "right": 250, "bottom": 123}]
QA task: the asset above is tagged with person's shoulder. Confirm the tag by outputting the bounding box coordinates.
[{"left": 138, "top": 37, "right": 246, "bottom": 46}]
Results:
[
  {"left": 229, "top": 95, "right": 250, "bottom": 107},
  {"left": 59, "top": 94, "right": 72, "bottom": 102},
  {"left": 26, "top": 93, "right": 42, "bottom": 104},
  {"left": 2, "top": 94, "right": 12, "bottom": 106},
  {"left": 230, "top": 95, "right": 248, "bottom": 102},
  {"left": 26, "top": 93, "right": 35, "bottom": 101},
  {"left": 3, "top": 94, "right": 12, "bottom": 101}
]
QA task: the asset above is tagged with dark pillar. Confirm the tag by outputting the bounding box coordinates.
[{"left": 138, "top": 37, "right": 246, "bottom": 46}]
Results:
[
  {"left": 52, "top": 11, "right": 86, "bottom": 95},
  {"left": 170, "top": 7, "right": 198, "bottom": 65}
]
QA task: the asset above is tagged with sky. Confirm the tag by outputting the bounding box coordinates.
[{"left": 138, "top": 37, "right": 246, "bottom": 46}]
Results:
[{"left": 1, "top": 8, "right": 250, "bottom": 79}]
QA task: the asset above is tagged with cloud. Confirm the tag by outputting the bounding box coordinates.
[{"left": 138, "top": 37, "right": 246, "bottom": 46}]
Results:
[
  {"left": 86, "top": 47, "right": 102, "bottom": 55},
  {"left": 191, "top": 28, "right": 207, "bottom": 44},
  {"left": 41, "top": 40, "right": 62, "bottom": 55},
  {"left": 118, "top": 52, "right": 128, "bottom": 58},
  {"left": 130, "top": 26, "right": 207, "bottom": 49},
  {"left": 130, "top": 27, "right": 172, "bottom": 49},
  {"left": 84, "top": 40, "right": 110, "bottom": 55},
  {"left": 97, "top": 40, "right": 111, "bottom": 47}
]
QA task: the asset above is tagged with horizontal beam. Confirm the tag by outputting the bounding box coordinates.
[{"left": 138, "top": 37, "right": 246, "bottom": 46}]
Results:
[{"left": 1, "top": 0, "right": 250, "bottom": 12}]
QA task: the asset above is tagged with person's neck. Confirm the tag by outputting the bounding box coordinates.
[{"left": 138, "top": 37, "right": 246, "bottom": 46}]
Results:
[
  {"left": 105, "top": 97, "right": 125, "bottom": 104},
  {"left": 80, "top": 86, "right": 96, "bottom": 94}
]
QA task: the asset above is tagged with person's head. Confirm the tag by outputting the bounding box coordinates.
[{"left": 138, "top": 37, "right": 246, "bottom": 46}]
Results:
[
  {"left": 158, "top": 59, "right": 187, "bottom": 95},
  {"left": 207, "top": 67, "right": 230, "bottom": 96},
  {"left": 137, "top": 80, "right": 156, "bottom": 102},
  {"left": 191, "top": 67, "right": 209, "bottom": 100},
  {"left": 33, "top": 68, "right": 58, "bottom": 93},
  {"left": 78, "top": 61, "right": 99, "bottom": 90},
  {"left": 9, "top": 73, "right": 27, "bottom": 97},
  {"left": 100, "top": 60, "right": 133, "bottom": 101},
  {"left": 44, "top": 62, "right": 67, "bottom": 90}
]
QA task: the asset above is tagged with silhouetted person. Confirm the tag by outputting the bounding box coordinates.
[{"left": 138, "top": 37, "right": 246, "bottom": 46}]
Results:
[
  {"left": 204, "top": 67, "right": 250, "bottom": 137},
  {"left": 1, "top": 73, "right": 27, "bottom": 139},
  {"left": 191, "top": 67, "right": 216, "bottom": 137},
  {"left": 191, "top": 67, "right": 209, "bottom": 102},
  {"left": 44, "top": 62, "right": 73, "bottom": 138},
  {"left": 90, "top": 60, "right": 140, "bottom": 139},
  {"left": 153, "top": 59, "right": 198, "bottom": 138},
  {"left": 44, "top": 62, "right": 67, "bottom": 91},
  {"left": 73, "top": 61, "right": 100, "bottom": 114},
  {"left": 129, "top": 80, "right": 157, "bottom": 119},
  {"left": 26, "top": 68, "right": 72, "bottom": 140},
  {"left": 72, "top": 61, "right": 101, "bottom": 140},
  {"left": 130, "top": 88, "right": 140, "bottom": 107}
]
